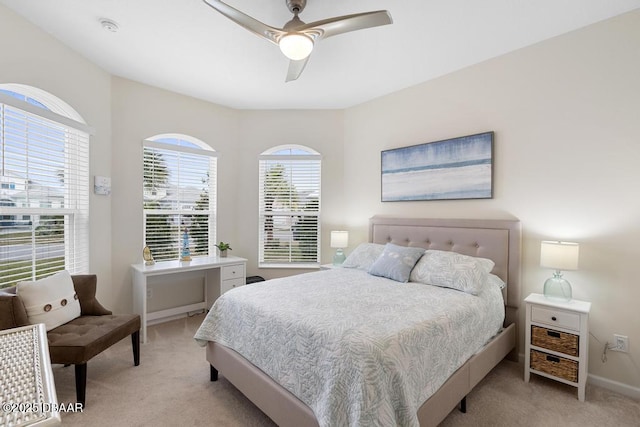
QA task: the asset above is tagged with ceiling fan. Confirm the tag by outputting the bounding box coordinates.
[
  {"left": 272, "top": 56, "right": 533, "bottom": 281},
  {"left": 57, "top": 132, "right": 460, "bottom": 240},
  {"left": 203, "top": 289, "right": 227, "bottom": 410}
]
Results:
[{"left": 202, "top": 0, "right": 393, "bottom": 82}]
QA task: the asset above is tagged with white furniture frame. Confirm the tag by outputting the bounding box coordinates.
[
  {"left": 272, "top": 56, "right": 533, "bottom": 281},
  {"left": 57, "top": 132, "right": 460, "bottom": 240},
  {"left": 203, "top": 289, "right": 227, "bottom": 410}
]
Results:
[
  {"left": 206, "top": 217, "right": 522, "bottom": 427},
  {"left": 132, "top": 256, "right": 247, "bottom": 343},
  {"left": 524, "top": 293, "right": 591, "bottom": 401}
]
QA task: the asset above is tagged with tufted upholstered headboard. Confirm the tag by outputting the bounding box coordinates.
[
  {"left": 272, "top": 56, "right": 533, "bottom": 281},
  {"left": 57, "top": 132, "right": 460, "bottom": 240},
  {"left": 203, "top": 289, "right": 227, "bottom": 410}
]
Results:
[{"left": 369, "top": 216, "right": 522, "bottom": 327}]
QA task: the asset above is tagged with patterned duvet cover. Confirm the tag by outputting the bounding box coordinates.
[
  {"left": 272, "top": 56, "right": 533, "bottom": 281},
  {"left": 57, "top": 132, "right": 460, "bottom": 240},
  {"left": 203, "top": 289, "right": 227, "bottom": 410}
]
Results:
[{"left": 195, "top": 268, "right": 504, "bottom": 427}]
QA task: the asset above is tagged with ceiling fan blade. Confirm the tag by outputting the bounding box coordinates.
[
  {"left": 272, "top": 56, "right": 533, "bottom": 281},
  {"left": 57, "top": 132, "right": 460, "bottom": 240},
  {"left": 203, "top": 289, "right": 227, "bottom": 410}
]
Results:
[
  {"left": 202, "top": 0, "right": 284, "bottom": 45},
  {"left": 299, "top": 10, "right": 392, "bottom": 40},
  {"left": 285, "top": 57, "right": 311, "bottom": 82}
]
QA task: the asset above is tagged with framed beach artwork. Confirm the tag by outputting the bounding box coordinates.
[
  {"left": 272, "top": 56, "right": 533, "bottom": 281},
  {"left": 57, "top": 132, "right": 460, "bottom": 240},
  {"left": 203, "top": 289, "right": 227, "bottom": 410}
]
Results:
[{"left": 381, "top": 132, "right": 494, "bottom": 201}]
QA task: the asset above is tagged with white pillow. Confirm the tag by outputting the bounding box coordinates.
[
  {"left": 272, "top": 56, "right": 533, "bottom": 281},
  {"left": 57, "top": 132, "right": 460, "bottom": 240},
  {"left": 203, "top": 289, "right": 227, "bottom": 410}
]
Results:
[
  {"left": 342, "top": 243, "right": 385, "bottom": 270},
  {"left": 409, "top": 250, "right": 490, "bottom": 295},
  {"left": 17, "top": 270, "right": 81, "bottom": 331},
  {"left": 473, "top": 255, "right": 496, "bottom": 274},
  {"left": 487, "top": 273, "right": 506, "bottom": 290}
]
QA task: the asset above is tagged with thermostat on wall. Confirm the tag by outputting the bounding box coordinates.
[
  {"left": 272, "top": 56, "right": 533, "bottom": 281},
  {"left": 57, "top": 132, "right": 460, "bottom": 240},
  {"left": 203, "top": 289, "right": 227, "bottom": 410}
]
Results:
[{"left": 94, "top": 176, "right": 111, "bottom": 195}]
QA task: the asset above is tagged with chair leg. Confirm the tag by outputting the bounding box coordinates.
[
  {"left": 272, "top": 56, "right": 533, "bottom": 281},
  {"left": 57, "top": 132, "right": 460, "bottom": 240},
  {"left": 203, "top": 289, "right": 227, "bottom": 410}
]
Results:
[
  {"left": 459, "top": 396, "right": 467, "bottom": 413},
  {"left": 132, "top": 330, "right": 140, "bottom": 366},
  {"left": 74, "top": 363, "right": 87, "bottom": 406}
]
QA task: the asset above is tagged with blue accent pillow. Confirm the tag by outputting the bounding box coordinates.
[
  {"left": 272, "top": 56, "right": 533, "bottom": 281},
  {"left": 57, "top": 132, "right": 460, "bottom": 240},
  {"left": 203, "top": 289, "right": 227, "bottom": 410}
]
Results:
[{"left": 368, "top": 243, "right": 425, "bottom": 283}]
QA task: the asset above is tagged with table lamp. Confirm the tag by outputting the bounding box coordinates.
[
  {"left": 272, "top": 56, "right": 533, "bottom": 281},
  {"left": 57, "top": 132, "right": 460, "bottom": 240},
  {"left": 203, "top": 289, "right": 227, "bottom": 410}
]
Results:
[
  {"left": 331, "top": 231, "right": 349, "bottom": 266},
  {"left": 540, "top": 240, "right": 579, "bottom": 301}
]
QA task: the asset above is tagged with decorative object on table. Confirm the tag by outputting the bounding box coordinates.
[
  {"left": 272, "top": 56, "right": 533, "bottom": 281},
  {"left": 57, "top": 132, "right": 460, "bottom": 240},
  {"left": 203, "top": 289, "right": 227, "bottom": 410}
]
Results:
[
  {"left": 180, "top": 228, "right": 192, "bottom": 262},
  {"left": 215, "top": 242, "right": 232, "bottom": 258},
  {"left": 142, "top": 246, "right": 155, "bottom": 265},
  {"left": 330, "top": 231, "right": 349, "bottom": 266},
  {"left": 540, "top": 240, "right": 579, "bottom": 301},
  {"left": 381, "top": 131, "right": 493, "bottom": 201}
]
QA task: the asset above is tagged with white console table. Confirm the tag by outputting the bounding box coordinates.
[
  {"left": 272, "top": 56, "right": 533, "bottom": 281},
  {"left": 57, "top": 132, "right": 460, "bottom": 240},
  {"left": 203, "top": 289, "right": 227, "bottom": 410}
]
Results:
[{"left": 132, "top": 256, "right": 247, "bottom": 343}]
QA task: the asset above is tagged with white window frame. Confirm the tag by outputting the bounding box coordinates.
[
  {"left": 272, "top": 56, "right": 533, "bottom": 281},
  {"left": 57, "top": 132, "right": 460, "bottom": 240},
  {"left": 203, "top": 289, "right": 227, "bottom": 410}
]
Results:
[
  {"left": 0, "top": 86, "right": 93, "bottom": 288},
  {"left": 142, "top": 134, "right": 217, "bottom": 261},
  {"left": 258, "top": 144, "right": 321, "bottom": 268}
]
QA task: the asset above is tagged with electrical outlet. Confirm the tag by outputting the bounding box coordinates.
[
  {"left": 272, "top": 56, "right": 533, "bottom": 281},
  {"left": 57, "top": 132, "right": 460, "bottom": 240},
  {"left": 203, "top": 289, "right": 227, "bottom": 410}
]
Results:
[
  {"left": 612, "top": 334, "right": 629, "bottom": 353},
  {"left": 147, "top": 288, "right": 152, "bottom": 299}
]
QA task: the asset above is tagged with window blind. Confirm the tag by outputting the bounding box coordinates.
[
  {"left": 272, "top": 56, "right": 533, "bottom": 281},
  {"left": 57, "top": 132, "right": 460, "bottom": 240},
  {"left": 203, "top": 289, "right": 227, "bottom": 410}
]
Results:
[
  {"left": 258, "top": 151, "right": 321, "bottom": 268},
  {"left": 143, "top": 139, "right": 217, "bottom": 261},
  {"left": 0, "top": 103, "right": 89, "bottom": 288}
]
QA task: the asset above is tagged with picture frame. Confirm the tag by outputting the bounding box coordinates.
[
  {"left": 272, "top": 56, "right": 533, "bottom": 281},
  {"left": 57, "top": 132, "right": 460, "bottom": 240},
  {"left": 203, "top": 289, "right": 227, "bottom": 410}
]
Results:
[{"left": 381, "top": 131, "right": 494, "bottom": 201}]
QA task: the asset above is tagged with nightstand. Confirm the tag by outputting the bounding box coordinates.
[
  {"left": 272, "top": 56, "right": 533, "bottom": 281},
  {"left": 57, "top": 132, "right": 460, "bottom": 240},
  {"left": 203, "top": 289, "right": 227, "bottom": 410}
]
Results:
[{"left": 524, "top": 293, "right": 591, "bottom": 401}]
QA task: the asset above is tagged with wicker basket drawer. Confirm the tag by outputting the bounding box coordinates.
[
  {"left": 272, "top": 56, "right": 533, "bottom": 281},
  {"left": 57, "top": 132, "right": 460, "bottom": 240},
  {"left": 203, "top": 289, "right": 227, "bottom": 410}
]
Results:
[
  {"left": 530, "top": 349, "right": 578, "bottom": 383},
  {"left": 531, "top": 325, "right": 579, "bottom": 356}
]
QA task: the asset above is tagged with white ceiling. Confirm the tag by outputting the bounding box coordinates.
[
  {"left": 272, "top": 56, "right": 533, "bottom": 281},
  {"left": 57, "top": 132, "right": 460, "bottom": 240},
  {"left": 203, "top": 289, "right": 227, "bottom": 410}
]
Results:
[{"left": 2, "top": 0, "right": 639, "bottom": 110}]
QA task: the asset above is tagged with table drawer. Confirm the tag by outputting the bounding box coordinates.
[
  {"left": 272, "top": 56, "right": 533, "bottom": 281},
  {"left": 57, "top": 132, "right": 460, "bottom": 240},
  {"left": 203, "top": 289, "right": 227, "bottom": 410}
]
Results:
[
  {"left": 531, "top": 325, "right": 579, "bottom": 356},
  {"left": 530, "top": 349, "right": 578, "bottom": 383},
  {"left": 221, "top": 278, "right": 244, "bottom": 294},
  {"left": 221, "top": 264, "right": 245, "bottom": 281},
  {"left": 531, "top": 305, "right": 580, "bottom": 331}
]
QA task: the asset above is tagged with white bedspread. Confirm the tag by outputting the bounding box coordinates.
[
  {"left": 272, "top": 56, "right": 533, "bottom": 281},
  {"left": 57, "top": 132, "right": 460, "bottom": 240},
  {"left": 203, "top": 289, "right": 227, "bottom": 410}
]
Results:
[{"left": 194, "top": 268, "right": 504, "bottom": 427}]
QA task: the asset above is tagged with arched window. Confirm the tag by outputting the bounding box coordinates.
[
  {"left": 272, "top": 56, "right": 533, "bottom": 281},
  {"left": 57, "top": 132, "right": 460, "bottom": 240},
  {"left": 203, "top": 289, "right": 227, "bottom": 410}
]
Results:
[
  {"left": 258, "top": 145, "right": 321, "bottom": 267},
  {"left": 142, "top": 134, "right": 217, "bottom": 261},
  {"left": 0, "top": 84, "right": 92, "bottom": 287}
]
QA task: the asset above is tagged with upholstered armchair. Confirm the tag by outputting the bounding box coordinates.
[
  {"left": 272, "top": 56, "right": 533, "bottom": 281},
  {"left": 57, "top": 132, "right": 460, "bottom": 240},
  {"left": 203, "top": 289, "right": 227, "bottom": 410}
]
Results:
[{"left": 0, "top": 274, "right": 140, "bottom": 406}]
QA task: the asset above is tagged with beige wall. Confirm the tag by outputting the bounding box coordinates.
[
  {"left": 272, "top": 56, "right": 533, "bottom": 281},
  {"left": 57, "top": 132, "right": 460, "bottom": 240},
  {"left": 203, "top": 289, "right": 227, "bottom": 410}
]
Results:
[
  {"left": 110, "top": 78, "right": 240, "bottom": 312},
  {"left": 343, "top": 10, "right": 640, "bottom": 390},
  {"left": 235, "top": 110, "right": 345, "bottom": 280},
  {"left": 111, "top": 82, "right": 345, "bottom": 309},
  {"left": 2, "top": 2, "right": 639, "bottom": 393}
]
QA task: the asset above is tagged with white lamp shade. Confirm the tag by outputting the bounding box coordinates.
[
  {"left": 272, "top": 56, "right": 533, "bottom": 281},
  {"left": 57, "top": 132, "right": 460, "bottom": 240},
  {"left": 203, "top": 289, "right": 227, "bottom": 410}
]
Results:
[
  {"left": 330, "top": 231, "right": 349, "bottom": 248},
  {"left": 279, "top": 33, "right": 314, "bottom": 60},
  {"left": 540, "top": 241, "right": 579, "bottom": 271}
]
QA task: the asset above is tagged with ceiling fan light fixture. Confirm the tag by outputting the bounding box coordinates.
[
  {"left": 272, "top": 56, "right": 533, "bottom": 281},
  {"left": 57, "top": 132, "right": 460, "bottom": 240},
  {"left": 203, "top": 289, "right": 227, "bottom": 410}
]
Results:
[
  {"left": 279, "top": 33, "right": 314, "bottom": 60},
  {"left": 201, "top": 0, "right": 392, "bottom": 80}
]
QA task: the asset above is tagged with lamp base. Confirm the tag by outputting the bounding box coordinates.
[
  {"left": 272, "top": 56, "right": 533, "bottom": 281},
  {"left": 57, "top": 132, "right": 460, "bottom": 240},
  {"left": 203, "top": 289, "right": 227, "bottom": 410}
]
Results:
[
  {"left": 333, "top": 249, "right": 346, "bottom": 266},
  {"left": 543, "top": 272, "right": 572, "bottom": 301}
]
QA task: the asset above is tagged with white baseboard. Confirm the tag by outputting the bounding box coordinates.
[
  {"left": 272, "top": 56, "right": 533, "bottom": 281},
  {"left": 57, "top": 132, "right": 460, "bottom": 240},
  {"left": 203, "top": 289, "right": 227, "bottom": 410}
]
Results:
[
  {"left": 147, "top": 312, "right": 187, "bottom": 326},
  {"left": 518, "top": 352, "right": 640, "bottom": 399},
  {"left": 147, "top": 309, "right": 206, "bottom": 326},
  {"left": 588, "top": 374, "right": 640, "bottom": 400}
]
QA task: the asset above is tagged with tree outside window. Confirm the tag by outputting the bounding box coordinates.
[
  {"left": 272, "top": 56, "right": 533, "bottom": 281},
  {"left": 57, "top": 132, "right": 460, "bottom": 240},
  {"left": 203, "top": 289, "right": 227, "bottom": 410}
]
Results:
[
  {"left": 259, "top": 146, "right": 321, "bottom": 267},
  {"left": 142, "top": 135, "right": 216, "bottom": 261}
]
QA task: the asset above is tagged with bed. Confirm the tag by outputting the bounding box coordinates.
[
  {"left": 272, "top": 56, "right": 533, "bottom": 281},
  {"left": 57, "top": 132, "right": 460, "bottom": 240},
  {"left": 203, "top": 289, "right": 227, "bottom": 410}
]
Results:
[{"left": 195, "top": 217, "right": 521, "bottom": 426}]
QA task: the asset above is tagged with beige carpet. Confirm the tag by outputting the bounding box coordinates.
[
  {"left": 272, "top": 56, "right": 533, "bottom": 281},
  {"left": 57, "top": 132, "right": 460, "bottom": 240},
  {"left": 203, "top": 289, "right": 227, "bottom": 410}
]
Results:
[{"left": 53, "top": 314, "right": 639, "bottom": 426}]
